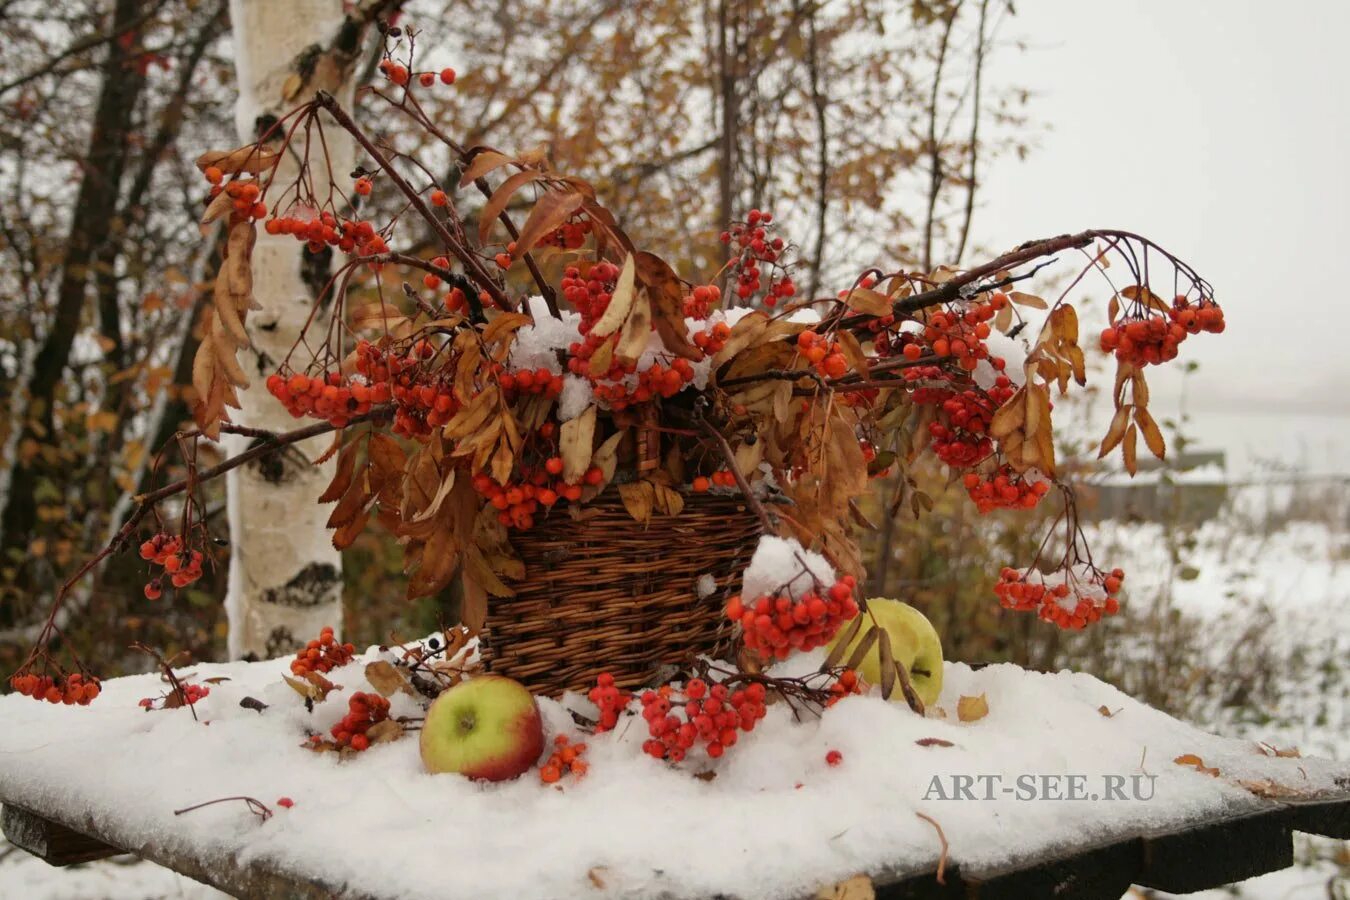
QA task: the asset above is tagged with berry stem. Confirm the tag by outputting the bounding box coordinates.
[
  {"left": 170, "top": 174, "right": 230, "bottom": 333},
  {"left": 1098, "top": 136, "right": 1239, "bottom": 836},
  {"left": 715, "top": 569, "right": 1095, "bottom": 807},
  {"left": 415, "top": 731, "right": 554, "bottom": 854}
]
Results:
[
  {"left": 313, "top": 91, "right": 512, "bottom": 320},
  {"left": 692, "top": 404, "right": 776, "bottom": 533}
]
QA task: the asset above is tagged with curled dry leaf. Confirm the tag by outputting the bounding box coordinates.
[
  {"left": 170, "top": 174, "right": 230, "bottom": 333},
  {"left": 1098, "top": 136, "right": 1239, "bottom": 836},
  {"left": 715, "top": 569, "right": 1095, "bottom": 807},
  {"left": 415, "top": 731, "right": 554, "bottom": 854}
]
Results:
[
  {"left": 956, "top": 694, "right": 989, "bottom": 722},
  {"left": 364, "top": 718, "right": 406, "bottom": 745},
  {"left": 283, "top": 671, "right": 338, "bottom": 704},
  {"left": 1173, "top": 753, "right": 1220, "bottom": 777},
  {"left": 635, "top": 251, "right": 702, "bottom": 361},
  {"left": 196, "top": 146, "right": 281, "bottom": 176},
  {"left": 589, "top": 253, "right": 636, "bottom": 337}
]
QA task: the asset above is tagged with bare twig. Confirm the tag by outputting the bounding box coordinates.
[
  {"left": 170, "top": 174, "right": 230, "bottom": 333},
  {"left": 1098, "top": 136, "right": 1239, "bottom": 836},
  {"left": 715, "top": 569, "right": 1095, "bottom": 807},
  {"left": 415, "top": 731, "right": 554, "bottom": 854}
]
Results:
[{"left": 915, "top": 811, "right": 949, "bottom": 884}]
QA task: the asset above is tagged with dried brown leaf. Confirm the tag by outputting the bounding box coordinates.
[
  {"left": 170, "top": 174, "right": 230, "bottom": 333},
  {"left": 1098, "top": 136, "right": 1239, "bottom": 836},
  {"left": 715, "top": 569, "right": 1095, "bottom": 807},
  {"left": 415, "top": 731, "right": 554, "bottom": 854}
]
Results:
[{"left": 957, "top": 694, "right": 989, "bottom": 722}]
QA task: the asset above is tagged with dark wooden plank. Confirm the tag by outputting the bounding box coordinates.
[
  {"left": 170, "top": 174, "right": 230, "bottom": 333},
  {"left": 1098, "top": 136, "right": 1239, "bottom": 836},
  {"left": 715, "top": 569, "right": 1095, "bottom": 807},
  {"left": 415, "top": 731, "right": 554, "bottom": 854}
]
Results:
[
  {"left": 1, "top": 804, "right": 121, "bottom": 867},
  {"left": 1282, "top": 795, "right": 1350, "bottom": 839},
  {"left": 873, "top": 863, "right": 964, "bottom": 899},
  {"left": 964, "top": 836, "right": 1140, "bottom": 900},
  {"left": 1135, "top": 805, "right": 1292, "bottom": 894}
]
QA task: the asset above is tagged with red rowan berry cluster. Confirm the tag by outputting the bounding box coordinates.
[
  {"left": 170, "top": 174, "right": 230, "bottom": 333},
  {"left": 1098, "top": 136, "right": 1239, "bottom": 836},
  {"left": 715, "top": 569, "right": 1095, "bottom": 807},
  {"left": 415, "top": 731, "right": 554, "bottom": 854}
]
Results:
[
  {"left": 140, "top": 682, "right": 209, "bottom": 710},
  {"left": 540, "top": 734, "right": 589, "bottom": 783},
  {"left": 587, "top": 672, "right": 631, "bottom": 732},
  {"left": 994, "top": 565, "right": 1123, "bottom": 629},
  {"left": 378, "top": 60, "right": 457, "bottom": 89},
  {"left": 825, "top": 668, "right": 864, "bottom": 707},
  {"left": 691, "top": 321, "right": 731, "bottom": 354},
  {"left": 690, "top": 470, "right": 738, "bottom": 493},
  {"left": 138, "top": 533, "right": 205, "bottom": 600},
  {"left": 329, "top": 691, "right": 390, "bottom": 752},
  {"left": 881, "top": 293, "right": 1008, "bottom": 368},
  {"left": 1099, "top": 295, "right": 1225, "bottom": 367},
  {"left": 564, "top": 262, "right": 640, "bottom": 383},
  {"left": 542, "top": 216, "right": 592, "bottom": 250},
  {"left": 9, "top": 672, "right": 100, "bottom": 705},
  {"left": 290, "top": 627, "right": 356, "bottom": 677},
  {"left": 725, "top": 575, "right": 860, "bottom": 660},
  {"left": 924, "top": 375, "right": 1017, "bottom": 469},
  {"left": 473, "top": 465, "right": 595, "bottom": 531},
  {"left": 683, "top": 284, "right": 722, "bottom": 319},
  {"left": 638, "top": 677, "right": 768, "bottom": 762},
  {"left": 499, "top": 367, "right": 565, "bottom": 400},
  {"left": 962, "top": 464, "right": 1052, "bottom": 513},
  {"left": 564, "top": 261, "right": 624, "bottom": 333},
  {"left": 720, "top": 209, "right": 796, "bottom": 306},
  {"left": 266, "top": 369, "right": 388, "bottom": 430},
  {"left": 638, "top": 358, "right": 698, "bottom": 399},
  {"left": 264, "top": 211, "right": 388, "bottom": 259},
  {"left": 796, "top": 329, "right": 850, "bottom": 379}
]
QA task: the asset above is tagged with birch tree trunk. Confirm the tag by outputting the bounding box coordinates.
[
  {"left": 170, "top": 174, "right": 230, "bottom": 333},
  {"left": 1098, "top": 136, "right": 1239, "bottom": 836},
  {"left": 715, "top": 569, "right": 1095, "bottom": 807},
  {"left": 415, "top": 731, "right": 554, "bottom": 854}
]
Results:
[{"left": 223, "top": 0, "right": 360, "bottom": 659}]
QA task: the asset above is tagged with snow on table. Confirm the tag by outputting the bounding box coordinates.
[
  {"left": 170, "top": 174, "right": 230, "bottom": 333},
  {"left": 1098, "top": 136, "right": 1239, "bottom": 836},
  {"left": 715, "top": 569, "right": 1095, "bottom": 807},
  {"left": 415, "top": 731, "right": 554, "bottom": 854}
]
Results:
[{"left": 0, "top": 647, "right": 1345, "bottom": 900}]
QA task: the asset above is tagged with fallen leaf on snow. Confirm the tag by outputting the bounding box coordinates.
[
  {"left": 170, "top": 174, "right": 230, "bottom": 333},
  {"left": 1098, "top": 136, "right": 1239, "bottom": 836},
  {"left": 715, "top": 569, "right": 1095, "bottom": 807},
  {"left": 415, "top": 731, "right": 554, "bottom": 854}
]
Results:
[
  {"left": 1173, "top": 753, "right": 1220, "bottom": 777},
  {"left": 915, "top": 737, "right": 954, "bottom": 748},
  {"left": 814, "top": 873, "right": 874, "bottom": 900},
  {"left": 957, "top": 694, "right": 989, "bottom": 722}
]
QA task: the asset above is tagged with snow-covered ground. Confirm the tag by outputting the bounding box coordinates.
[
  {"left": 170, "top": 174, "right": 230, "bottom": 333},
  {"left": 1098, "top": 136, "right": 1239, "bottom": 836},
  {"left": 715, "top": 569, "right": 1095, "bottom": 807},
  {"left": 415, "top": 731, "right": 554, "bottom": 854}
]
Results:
[{"left": 0, "top": 643, "right": 1345, "bottom": 898}]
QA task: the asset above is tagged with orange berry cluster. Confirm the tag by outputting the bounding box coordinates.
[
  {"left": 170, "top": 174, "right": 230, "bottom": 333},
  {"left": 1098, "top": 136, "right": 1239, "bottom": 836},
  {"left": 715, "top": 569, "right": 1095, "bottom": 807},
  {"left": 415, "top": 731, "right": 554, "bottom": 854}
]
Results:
[
  {"left": 994, "top": 566, "right": 1123, "bottom": 629},
  {"left": 720, "top": 209, "right": 796, "bottom": 306},
  {"left": 1099, "top": 296, "right": 1225, "bottom": 367},
  {"left": 683, "top": 284, "right": 722, "bottom": 319},
  {"left": 639, "top": 677, "right": 768, "bottom": 762},
  {"left": 263, "top": 210, "right": 388, "bottom": 259},
  {"left": 540, "top": 734, "right": 589, "bottom": 783},
  {"left": 691, "top": 321, "right": 731, "bottom": 354},
  {"left": 266, "top": 370, "right": 390, "bottom": 430},
  {"left": 290, "top": 627, "right": 357, "bottom": 677},
  {"left": 825, "top": 669, "right": 864, "bottom": 707},
  {"left": 725, "top": 576, "right": 860, "bottom": 660},
  {"left": 9, "top": 672, "right": 100, "bottom": 705},
  {"left": 139, "top": 682, "right": 208, "bottom": 710},
  {"left": 329, "top": 691, "right": 390, "bottom": 752},
  {"left": 691, "top": 470, "right": 737, "bottom": 492},
  {"left": 962, "top": 465, "right": 1052, "bottom": 513},
  {"left": 138, "top": 533, "right": 205, "bottom": 599},
  {"left": 881, "top": 293, "right": 1007, "bottom": 366},
  {"left": 379, "top": 59, "right": 457, "bottom": 88},
  {"left": 202, "top": 177, "right": 267, "bottom": 220},
  {"left": 796, "top": 329, "right": 850, "bottom": 379}
]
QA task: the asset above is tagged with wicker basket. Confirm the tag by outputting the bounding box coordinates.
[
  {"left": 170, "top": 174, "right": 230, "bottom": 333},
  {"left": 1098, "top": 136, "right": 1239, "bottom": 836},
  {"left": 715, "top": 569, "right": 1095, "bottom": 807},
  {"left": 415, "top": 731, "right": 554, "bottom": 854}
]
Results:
[{"left": 479, "top": 491, "right": 762, "bottom": 696}]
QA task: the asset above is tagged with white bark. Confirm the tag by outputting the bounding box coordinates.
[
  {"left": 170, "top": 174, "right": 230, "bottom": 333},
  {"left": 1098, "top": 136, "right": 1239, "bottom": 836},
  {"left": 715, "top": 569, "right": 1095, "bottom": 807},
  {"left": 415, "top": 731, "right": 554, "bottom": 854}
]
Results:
[{"left": 224, "top": 0, "right": 355, "bottom": 659}]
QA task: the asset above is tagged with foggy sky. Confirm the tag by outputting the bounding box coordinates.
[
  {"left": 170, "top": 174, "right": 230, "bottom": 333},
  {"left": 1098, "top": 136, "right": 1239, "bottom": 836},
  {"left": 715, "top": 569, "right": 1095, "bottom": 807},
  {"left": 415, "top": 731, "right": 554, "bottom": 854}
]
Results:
[{"left": 973, "top": 0, "right": 1350, "bottom": 416}]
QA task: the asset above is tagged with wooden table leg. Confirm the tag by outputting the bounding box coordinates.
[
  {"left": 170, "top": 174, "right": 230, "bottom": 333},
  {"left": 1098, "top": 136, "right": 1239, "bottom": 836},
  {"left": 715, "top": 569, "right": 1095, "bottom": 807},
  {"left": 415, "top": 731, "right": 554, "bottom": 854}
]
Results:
[{"left": 2, "top": 804, "right": 121, "bottom": 867}]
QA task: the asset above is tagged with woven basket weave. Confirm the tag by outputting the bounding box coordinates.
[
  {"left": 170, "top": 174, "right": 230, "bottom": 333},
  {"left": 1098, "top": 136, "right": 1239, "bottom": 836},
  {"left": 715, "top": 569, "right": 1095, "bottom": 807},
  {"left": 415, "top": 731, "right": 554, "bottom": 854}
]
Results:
[{"left": 479, "top": 491, "right": 762, "bottom": 696}]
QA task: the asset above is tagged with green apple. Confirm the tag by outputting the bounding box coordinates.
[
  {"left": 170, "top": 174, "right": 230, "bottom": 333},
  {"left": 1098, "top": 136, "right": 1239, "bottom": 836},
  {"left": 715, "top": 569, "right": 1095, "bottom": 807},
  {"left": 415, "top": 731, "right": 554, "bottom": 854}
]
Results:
[
  {"left": 827, "top": 598, "right": 944, "bottom": 708},
  {"left": 420, "top": 675, "right": 544, "bottom": 781}
]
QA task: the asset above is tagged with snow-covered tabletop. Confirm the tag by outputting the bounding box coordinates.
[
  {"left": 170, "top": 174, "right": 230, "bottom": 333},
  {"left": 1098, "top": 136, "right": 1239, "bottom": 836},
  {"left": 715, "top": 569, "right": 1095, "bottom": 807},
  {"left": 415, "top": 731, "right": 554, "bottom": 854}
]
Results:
[{"left": 1, "top": 645, "right": 1346, "bottom": 900}]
